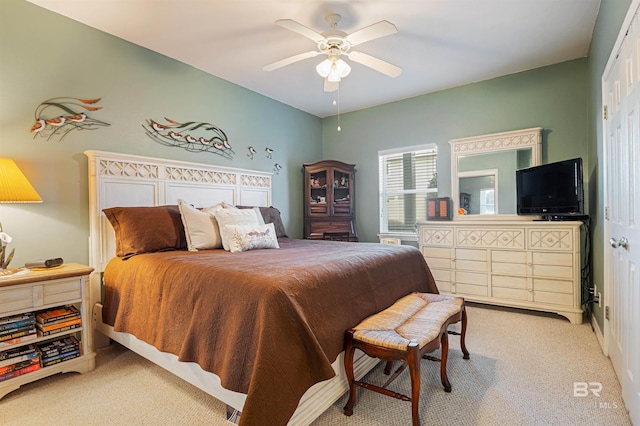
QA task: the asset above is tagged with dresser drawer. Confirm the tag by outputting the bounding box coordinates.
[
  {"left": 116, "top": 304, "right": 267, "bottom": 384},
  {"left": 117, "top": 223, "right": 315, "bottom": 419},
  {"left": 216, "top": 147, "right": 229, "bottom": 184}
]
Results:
[
  {"left": 527, "top": 228, "right": 574, "bottom": 251},
  {"left": 420, "top": 227, "right": 454, "bottom": 246},
  {"left": 454, "top": 271, "right": 487, "bottom": 286},
  {"left": 492, "top": 275, "right": 528, "bottom": 289},
  {"left": 492, "top": 286, "right": 529, "bottom": 301},
  {"left": 533, "top": 278, "right": 573, "bottom": 294}
]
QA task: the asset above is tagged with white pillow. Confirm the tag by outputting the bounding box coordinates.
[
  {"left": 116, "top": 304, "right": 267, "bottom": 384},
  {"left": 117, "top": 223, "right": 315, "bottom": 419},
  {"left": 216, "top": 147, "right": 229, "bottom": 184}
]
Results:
[
  {"left": 224, "top": 223, "right": 279, "bottom": 253},
  {"left": 215, "top": 208, "right": 260, "bottom": 251},
  {"left": 253, "top": 206, "right": 265, "bottom": 225},
  {"left": 178, "top": 200, "right": 224, "bottom": 250}
]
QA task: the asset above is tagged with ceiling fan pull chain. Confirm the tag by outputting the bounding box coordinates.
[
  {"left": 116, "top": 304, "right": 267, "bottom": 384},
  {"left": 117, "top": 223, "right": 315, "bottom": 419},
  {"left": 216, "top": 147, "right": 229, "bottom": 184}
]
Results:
[{"left": 337, "top": 83, "right": 342, "bottom": 132}]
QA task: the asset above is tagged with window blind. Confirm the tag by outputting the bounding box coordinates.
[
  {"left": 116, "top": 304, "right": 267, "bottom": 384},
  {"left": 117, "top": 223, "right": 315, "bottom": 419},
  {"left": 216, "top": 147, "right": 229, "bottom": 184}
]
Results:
[{"left": 379, "top": 145, "right": 438, "bottom": 233}]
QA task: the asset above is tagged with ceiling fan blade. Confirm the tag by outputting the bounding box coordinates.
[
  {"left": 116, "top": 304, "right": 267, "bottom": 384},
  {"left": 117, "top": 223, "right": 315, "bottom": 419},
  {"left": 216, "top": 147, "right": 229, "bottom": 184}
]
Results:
[
  {"left": 276, "top": 19, "right": 325, "bottom": 43},
  {"left": 346, "top": 20, "right": 397, "bottom": 46},
  {"left": 324, "top": 79, "right": 339, "bottom": 92},
  {"left": 263, "top": 51, "right": 320, "bottom": 71},
  {"left": 348, "top": 51, "right": 402, "bottom": 78}
]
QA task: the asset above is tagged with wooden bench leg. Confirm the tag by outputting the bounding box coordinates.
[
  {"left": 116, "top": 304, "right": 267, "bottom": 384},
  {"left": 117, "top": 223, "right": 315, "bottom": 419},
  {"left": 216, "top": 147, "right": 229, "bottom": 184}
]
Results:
[
  {"left": 343, "top": 331, "right": 357, "bottom": 417},
  {"left": 439, "top": 329, "right": 452, "bottom": 392},
  {"left": 460, "top": 306, "right": 470, "bottom": 360},
  {"left": 407, "top": 342, "right": 421, "bottom": 426}
]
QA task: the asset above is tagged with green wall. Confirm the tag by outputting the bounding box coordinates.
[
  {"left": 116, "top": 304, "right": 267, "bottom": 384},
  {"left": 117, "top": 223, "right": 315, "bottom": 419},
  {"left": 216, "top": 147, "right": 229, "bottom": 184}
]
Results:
[
  {"left": 322, "top": 59, "right": 589, "bottom": 243},
  {"left": 0, "top": 0, "right": 321, "bottom": 267},
  {"left": 2, "top": 0, "right": 631, "bottom": 335}
]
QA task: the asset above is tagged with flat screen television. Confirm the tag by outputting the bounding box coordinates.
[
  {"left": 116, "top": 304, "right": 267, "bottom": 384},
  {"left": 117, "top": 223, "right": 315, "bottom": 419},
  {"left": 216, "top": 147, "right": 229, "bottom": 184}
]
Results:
[{"left": 516, "top": 157, "right": 585, "bottom": 220}]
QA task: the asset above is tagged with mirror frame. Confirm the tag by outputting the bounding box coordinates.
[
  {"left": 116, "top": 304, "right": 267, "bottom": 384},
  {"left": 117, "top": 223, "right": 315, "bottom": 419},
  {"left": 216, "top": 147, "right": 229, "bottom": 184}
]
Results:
[{"left": 450, "top": 127, "right": 542, "bottom": 220}]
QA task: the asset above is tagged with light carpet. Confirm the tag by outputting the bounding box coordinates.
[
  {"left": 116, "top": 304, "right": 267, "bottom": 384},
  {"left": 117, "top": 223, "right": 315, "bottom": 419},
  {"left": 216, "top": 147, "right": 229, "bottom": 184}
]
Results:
[{"left": 0, "top": 304, "right": 632, "bottom": 425}]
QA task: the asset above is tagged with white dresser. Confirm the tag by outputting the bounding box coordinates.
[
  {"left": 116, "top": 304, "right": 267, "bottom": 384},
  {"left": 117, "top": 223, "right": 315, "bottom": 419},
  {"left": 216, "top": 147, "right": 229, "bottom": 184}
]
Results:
[{"left": 418, "top": 220, "right": 584, "bottom": 323}]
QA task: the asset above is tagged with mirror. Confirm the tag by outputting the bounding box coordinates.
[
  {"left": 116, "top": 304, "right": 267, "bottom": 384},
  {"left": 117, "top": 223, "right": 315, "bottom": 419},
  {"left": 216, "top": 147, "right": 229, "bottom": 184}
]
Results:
[{"left": 450, "top": 127, "right": 542, "bottom": 219}]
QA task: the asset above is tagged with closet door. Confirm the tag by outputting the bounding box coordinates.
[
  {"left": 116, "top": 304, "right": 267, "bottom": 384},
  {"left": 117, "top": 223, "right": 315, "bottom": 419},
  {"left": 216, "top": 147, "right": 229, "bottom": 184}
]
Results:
[{"left": 603, "top": 6, "right": 640, "bottom": 424}]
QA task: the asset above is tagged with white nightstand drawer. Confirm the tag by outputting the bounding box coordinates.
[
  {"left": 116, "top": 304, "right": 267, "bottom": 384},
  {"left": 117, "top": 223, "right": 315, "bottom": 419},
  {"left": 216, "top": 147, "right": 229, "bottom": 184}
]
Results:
[
  {"left": 42, "top": 278, "right": 82, "bottom": 306},
  {"left": 0, "top": 277, "right": 81, "bottom": 313},
  {"left": 0, "top": 286, "right": 34, "bottom": 313}
]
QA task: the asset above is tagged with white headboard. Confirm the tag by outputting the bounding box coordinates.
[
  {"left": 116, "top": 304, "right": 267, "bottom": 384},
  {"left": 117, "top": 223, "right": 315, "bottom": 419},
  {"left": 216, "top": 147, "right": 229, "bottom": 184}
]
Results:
[{"left": 85, "top": 150, "right": 272, "bottom": 301}]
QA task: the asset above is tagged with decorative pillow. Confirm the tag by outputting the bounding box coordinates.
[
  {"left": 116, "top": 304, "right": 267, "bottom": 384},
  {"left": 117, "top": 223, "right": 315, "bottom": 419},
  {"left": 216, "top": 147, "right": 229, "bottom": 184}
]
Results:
[
  {"left": 236, "top": 206, "right": 288, "bottom": 238},
  {"left": 178, "top": 200, "right": 223, "bottom": 251},
  {"left": 102, "top": 205, "right": 186, "bottom": 258},
  {"left": 224, "top": 223, "right": 279, "bottom": 253},
  {"left": 214, "top": 208, "right": 260, "bottom": 251}
]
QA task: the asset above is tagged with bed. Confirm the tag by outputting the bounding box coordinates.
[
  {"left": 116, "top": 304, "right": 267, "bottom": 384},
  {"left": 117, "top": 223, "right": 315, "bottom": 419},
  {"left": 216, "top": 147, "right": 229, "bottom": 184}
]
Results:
[{"left": 85, "top": 150, "right": 438, "bottom": 425}]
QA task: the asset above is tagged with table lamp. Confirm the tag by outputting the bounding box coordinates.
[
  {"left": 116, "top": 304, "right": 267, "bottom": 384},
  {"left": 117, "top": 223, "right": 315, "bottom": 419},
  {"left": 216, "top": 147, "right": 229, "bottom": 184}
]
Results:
[{"left": 0, "top": 158, "right": 42, "bottom": 275}]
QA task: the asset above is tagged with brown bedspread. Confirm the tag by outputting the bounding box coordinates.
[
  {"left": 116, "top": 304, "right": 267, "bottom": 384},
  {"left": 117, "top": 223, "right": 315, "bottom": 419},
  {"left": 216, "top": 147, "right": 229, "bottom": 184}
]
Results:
[{"left": 103, "top": 238, "right": 437, "bottom": 425}]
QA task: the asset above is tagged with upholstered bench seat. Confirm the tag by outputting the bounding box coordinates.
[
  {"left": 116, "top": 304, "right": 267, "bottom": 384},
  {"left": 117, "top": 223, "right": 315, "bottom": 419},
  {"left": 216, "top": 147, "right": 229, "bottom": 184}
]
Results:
[{"left": 343, "top": 292, "right": 469, "bottom": 426}]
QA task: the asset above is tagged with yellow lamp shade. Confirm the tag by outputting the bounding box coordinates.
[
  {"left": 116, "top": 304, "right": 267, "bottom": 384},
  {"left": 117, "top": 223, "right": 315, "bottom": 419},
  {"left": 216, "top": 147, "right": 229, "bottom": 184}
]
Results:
[{"left": 0, "top": 158, "right": 42, "bottom": 203}]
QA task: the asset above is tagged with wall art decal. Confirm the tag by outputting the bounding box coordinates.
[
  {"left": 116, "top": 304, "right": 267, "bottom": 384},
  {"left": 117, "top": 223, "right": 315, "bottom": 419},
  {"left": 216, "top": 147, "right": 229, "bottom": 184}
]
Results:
[
  {"left": 274, "top": 163, "right": 283, "bottom": 175},
  {"left": 30, "top": 97, "right": 109, "bottom": 141},
  {"left": 143, "top": 117, "right": 234, "bottom": 160},
  {"left": 265, "top": 147, "right": 274, "bottom": 159},
  {"left": 247, "top": 146, "right": 256, "bottom": 159}
]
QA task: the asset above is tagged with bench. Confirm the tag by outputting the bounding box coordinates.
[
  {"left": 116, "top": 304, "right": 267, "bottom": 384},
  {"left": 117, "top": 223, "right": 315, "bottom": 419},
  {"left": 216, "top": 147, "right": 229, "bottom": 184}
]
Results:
[{"left": 343, "top": 293, "right": 469, "bottom": 426}]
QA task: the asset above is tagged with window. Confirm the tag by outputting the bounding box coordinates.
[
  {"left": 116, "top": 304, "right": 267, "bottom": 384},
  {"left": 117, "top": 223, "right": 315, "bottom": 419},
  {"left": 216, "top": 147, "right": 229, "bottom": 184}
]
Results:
[{"left": 379, "top": 144, "right": 438, "bottom": 234}]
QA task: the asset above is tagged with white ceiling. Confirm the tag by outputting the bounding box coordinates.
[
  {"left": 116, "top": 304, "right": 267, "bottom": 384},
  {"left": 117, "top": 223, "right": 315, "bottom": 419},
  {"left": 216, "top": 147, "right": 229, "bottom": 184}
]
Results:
[{"left": 27, "top": 0, "right": 601, "bottom": 118}]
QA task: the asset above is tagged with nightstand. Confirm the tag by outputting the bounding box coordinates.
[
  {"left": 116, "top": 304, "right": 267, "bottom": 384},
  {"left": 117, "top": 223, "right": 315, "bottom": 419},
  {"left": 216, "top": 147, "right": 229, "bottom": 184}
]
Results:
[{"left": 0, "top": 263, "right": 95, "bottom": 398}]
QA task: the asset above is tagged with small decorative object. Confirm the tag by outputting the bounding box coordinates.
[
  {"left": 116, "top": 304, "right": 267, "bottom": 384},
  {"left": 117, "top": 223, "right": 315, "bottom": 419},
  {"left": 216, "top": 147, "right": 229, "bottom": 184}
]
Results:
[
  {"left": 247, "top": 146, "right": 256, "bottom": 159},
  {"left": 143, "top": 117, "right": 234, "bottom": 160},
  {"left": 426, "top": 197, "right": 452, "bottom": 221},
  {"left": 0, "top": 228, "right": 15, "bottom": 274},
  {"left": 0, "top": 159, "right": 43, "bottom": 275},
  {"left": 341, "top": 176, "right": 347, "bottom": 186},
  {"left": 273, "top": 163, "right": 283, "bottom": 175},
  {"left": 30, "top": 97, "right": 109, "bottom": 141},
  {"left": 458, "top": 208, "right": 468, "bottom": 215},
  {"left": 265, "top": 147, "right": 274, "bottom": 159}
]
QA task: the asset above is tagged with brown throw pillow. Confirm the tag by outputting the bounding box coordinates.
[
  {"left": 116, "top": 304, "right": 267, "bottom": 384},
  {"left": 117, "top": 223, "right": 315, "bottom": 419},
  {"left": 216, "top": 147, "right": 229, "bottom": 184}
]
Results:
[
  {"left": 103, "top": 205, "right": 187, "bottom": 258},
  {"left": 236, "top": 205, "right": 288, "bottom": 238}
]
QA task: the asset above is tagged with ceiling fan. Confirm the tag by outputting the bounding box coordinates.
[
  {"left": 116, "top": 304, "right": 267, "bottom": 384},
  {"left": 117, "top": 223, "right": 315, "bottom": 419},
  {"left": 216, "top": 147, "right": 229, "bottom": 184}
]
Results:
[{"left": 263, "top": 13, "right": 402, "bottom": 92}]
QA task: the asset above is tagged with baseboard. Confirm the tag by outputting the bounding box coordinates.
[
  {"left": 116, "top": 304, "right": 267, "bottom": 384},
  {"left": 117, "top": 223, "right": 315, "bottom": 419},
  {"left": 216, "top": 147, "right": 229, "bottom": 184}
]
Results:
[{"left": 591, "top": 313, "right": 605, "bottom": 354}]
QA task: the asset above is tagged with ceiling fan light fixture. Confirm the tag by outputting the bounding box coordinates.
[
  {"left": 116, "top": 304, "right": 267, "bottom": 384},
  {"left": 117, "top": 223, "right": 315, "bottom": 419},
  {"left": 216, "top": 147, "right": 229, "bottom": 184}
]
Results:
[{"left": 316, "top": 59, "right": 332, "bottom": 78}]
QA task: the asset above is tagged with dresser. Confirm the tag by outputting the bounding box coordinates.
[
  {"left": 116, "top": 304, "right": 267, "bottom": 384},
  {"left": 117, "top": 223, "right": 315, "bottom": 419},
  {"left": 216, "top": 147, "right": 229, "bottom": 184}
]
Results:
[{"left": 418, "top": 220, "right": 584, "bottom": 324}]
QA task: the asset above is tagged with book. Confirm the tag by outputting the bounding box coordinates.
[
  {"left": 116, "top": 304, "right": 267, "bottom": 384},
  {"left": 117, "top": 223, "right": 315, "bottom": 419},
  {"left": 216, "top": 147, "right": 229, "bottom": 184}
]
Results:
[
  {"left": 0, "top": 356, "right": 40, "bottom": 376},
  {"left": 0, "top": 348, "right": 39, "bottom": 369},
  {"left": 42, "top": 349, "right": 80, "bottom": 367},
  {"left": 37, "top": 323, "right": 81, "bottom": 337},
  {"left": 0, "top": 361, "right": 41, "bottom": 382},
  {"left": 0, "top": 323, "right": 37, "bottom": 338},
  {"left": 0, "top": 333, "right": 38, "bottom": 348},
  {"left": 36, "top": 317, "right": 82, "bottom": 333},
  {"left": 37, "top": 336, "right": 79, "bottom": 353},
  {"left": 0, "top": 327, "right": 36, "bottom": 343},
  {"left": 36, "top": 305, "right": 80, "bottom": 325},
  {"left": 0, "top": 344, "right": 37, "bottom": 362},
  {"left": 0, "top": 316, "right": 36, "bottom": 332},
  {"left": 38, "top": 336, "right": 79, "bottom": 358},
  {"left": 0, "top": 313, "right": 34, "bottom": 326}
]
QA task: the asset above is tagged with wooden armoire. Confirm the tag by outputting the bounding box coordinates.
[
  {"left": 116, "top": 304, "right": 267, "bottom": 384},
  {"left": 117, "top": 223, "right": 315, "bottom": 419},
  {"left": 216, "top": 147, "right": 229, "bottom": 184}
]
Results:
[{"left": 303, "top": 160, "right": 357, "bottom": 241}]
